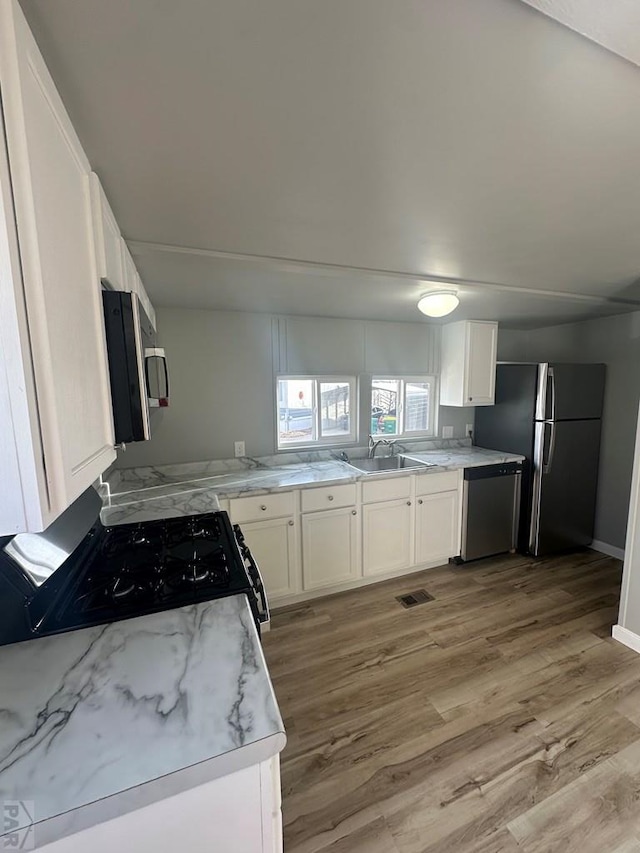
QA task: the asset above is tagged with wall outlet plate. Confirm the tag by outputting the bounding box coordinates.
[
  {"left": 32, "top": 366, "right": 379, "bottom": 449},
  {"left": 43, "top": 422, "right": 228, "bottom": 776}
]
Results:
[
  {"left": 442, "top": 425, "right": 454, "bottom": 439},
  {"left": 234, "top": 441, "right": 246, "bottom": 458},
  {"left": 466, "top": 423, "right": 474, "bottom": 437}
]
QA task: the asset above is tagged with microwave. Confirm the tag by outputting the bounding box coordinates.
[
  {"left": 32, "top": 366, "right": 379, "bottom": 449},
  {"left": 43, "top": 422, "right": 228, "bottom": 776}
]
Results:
[{"left": 102, "top": 290, "right": 169, "bottom": 443}]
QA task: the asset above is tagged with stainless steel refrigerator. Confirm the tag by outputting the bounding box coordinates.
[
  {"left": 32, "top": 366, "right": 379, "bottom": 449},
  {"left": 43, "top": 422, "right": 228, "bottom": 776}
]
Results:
[{"left": 474, "top": 363, "right": 605, "bottom": 556}]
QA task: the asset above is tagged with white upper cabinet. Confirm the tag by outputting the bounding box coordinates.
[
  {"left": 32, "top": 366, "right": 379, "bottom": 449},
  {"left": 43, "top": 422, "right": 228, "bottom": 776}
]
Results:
[
  {"left": 89, "top": 173, "right": 124, "bottom": 290},
  {"left": 120, "top": 237, "right": 156, "bottom": 329},
  {"left": 439, "top": 321, "right": 498, "bottom": 407},
  {"left": 0, "top": 0, "right": 116, "bottom": 533},
  {"left": 136, "top": 273, "right": 156, "bottom": 330}
]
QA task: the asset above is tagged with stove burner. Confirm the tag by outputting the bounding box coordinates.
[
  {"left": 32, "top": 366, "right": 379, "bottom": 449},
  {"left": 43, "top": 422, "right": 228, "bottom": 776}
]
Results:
[
  {"left": 110, "top": 573, "right": 150, "bottom": 602},
  {"left": 47, "top": 511, "right": 252, "bottom": 631},
  {"left": 182, "top": 563, "right": 212, "bottom": 584}
]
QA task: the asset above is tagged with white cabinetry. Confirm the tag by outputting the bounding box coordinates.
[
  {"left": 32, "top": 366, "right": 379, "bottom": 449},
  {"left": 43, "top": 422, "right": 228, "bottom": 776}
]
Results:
[
  {"left": 36, "top": 756, "right": 283, "bottom": 853},
  {"left": 414, "top": 471, "right": 461, "bottom": 565},
  {"left": 440, "top": 320, "right": 498, "bottom": 407},
  {"left": 120, "top": 237, "right": 156, "bottom": 330},
  {"left": 0, "top": 0, "right": 115, "bottom": 533},
  {"left": 362, "top": 476, "right": 412, "bottom": 577},
  {"left": 89, "top": 173, "right": 124, "bottom": 290},
  {"left": 300, "top": 484, "right": 360, "bottom": 591},
  {"left": 229, "top": 493, "right": 300, "bottom": 599},
  {"left": 415, "top": 491, "right": 459, "bottom": 564},
  {"left": 301, "top": 505, "right": 360, "bottom": 590},
  {"left": 362, "top": 498, "right": 413, "bottom": 576}
]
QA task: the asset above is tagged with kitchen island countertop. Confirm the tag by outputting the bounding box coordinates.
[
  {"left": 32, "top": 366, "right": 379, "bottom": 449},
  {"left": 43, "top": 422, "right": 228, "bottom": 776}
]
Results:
[{"left": 0, "top": 595, "right": 285, "bottom": 849}]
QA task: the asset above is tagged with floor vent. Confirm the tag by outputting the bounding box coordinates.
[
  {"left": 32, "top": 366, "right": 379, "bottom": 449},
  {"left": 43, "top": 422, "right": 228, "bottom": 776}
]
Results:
[{"left": 396, "top": 589, "right": 434, "bottom": 608}]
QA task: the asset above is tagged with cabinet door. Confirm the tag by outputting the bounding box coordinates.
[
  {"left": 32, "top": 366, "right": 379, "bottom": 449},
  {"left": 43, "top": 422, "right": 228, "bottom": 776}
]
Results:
[
  {"left": 89, "top": 173, "right": 124, "bottom": 290},
  {"left": 121, "top": 238, "right": 138, "bottom": 293},
  {"left": 466, "top": 321, "right": 498, "bottom": 405},
  {"left": 415, "top": 490, "right": 460, "bottom": 565},
  {"left": 241, "top": 517, "right": 299, "bottom": 600},
  {"left": 1, "top": 1, "right": 115, "bottom": 523},
  {"left": 302, "top": 507, "right": 359, "bottom": 591},
  {"left": 362, "top": 499, "right": 412, "bottom": 577}
]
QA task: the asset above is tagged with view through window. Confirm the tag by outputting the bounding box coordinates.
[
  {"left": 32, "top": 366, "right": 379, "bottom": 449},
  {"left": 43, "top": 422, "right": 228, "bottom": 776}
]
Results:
[
  {"left": 371, "top": 377, "right": 434, "bottom": 437},
  {"left": 277, "top": 377, "right": 355, "bottom": 447}
]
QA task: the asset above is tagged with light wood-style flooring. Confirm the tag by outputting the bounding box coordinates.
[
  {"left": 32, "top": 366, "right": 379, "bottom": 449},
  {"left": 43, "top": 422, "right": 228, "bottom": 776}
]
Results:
[{"left": 262, "top": 550, "right": 640, "bottom": 853}]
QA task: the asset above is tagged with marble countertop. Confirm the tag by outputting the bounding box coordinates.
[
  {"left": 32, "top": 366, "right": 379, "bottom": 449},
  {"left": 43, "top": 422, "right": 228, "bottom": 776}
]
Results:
[
  {"left": 103, "top": 447, "right": 524, "bottom": 522},
  {"left": 0, "top": 595, "right": 285, "bottom": 849},
  {"left": 402, "top": 446, "right": 525, "bottom": 469}
]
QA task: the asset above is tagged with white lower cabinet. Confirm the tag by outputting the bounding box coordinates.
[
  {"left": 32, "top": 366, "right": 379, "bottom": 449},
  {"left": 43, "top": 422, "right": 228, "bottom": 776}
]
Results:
[
  {"left": 362, "top": 498, "right": 413, "bottom": 576},
  {"left": 301, "top": 506, "right": 360, "bottom": 591},
  {"left": 36, "top": 756, "right": 283, "bottom": 853},
  {"left": 415, "top": 490, "right": 460, "bottom": 565},
  {"left": 240, "top": 517, "right": 299, "bottom": 599}
]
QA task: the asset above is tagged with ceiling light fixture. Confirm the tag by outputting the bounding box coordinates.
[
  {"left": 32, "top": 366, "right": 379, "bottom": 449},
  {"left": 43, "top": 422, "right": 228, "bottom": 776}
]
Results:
[{"left": 417, "top": 291, "right": 460, "bottom": 318}]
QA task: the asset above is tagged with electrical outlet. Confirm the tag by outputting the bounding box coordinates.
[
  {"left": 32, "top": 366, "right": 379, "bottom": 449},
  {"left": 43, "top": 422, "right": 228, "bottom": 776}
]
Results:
[
  {"left": 442, "top": 425, "right": 454, "bottom": 439},
  {"left": 466, "top": 423, "right": 474, "bottom": 437},
  {"left": 234, "top": 441, "right": 246, "bottom": 458}
]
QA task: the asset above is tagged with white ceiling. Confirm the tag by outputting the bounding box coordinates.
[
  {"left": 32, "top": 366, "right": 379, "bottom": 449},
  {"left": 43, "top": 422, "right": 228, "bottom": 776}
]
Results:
[
  {"left": 522, "top": 1, "right": 640, "bottom": 68},
  {"left": 19, "top": 0, "right": 640, "bottom": 328}
]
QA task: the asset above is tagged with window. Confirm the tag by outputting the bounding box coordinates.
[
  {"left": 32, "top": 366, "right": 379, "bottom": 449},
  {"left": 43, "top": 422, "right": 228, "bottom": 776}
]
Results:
[
  {"left": 277, "top": 376, "right": 357, "bottom": 448},
  {"left": 370, "top": 377, "right": 436, "bottom": 438}
]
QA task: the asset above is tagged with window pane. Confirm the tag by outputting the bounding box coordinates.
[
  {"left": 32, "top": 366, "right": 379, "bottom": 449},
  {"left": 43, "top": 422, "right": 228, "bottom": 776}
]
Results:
[
  {"left": 405, "top": 381, "right": 431, "bottom": 432},
  {"left": 278, "top": 379, "right": 315, "bottom": 444},
  {"left": 320, "top": 382, "right": 351, "bottom": 438},
  {"left": 371, "top": 379, "right": 399, "bottom": 436}
]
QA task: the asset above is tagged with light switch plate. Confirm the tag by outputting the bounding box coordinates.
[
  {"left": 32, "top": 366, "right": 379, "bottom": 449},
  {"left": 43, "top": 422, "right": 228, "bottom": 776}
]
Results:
[{"left": 442, "top": 425, "right": 454, "bottom": 439}]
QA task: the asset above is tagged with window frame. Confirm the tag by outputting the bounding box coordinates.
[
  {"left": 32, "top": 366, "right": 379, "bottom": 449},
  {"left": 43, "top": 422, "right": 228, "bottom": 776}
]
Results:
[
  {"left": 276, "top": 375, "right": 358, "bottom": 450},
  {"left": 370, "top": 375, "right": 438, "bottom": 439}
]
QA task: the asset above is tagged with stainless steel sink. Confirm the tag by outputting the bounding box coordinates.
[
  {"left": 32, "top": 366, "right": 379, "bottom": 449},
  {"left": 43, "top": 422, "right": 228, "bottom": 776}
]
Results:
[{"left": 344, "top": 456, "right": 436, "bottom": 474}]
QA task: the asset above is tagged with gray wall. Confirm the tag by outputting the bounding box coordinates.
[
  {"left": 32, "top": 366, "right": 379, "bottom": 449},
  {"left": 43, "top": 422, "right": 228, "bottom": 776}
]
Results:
[
  {"left": 497, "top": 312, "right": 640, "bottom": 550},
  {"left": 117, "top": 308, "right": 471, "bottom": 469}
]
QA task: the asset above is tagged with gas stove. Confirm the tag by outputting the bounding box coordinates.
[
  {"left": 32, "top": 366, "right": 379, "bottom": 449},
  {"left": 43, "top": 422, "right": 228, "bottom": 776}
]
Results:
[{"left": 0, "top": 494, "right": 268, "bottom": 646}]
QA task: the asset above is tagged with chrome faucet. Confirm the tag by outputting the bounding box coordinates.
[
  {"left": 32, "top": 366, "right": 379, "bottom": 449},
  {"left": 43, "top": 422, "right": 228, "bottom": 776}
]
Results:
[{"left": 368, "top": 434, "right": 392, "bottom": 458}]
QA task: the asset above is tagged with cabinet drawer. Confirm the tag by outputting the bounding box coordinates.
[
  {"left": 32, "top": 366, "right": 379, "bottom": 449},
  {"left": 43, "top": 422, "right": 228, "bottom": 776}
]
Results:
[
  {"left": 301, "top": 483, "right": 357, "bottom": 513},
  {"left": 415, "top": 471, "right": 459, "bottom": 497},
  {"left": 362, "top": 475, "right": 411, "bottom": 504},
  {"left": 229, "top": 492, "right": 295, "bottom": 523}
]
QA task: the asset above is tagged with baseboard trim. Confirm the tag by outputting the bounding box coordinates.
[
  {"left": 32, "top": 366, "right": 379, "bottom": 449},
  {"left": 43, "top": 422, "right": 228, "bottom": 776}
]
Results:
[
  {"left": 612, "top": 624, "right": 640, "bottom": 654},
  {"left": 591, "top": 539, "right": 625, "bottom": 561},
  {"left": 270, "top": 559, "right": 448, "bottom": 610}
]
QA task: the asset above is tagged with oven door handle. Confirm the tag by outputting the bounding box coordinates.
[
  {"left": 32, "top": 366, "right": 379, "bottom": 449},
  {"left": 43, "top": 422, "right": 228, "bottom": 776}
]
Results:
[
  {"left": 247, "top": 551, "right": 270, "bottom": 625},
  {"left": 233, "top": 525, "right": 270, "bottom": 625}
]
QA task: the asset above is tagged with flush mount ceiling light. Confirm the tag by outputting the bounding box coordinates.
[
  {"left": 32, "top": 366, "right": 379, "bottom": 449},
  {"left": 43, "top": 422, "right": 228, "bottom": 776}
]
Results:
[{"left": 417, "top": 291, "right": 460, "bottom": 318}]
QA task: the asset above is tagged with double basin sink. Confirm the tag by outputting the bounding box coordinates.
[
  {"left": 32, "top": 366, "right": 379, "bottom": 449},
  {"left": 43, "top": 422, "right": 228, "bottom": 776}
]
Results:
[{"left": 342, "top": 455, "right": 437, "bottom": 475}]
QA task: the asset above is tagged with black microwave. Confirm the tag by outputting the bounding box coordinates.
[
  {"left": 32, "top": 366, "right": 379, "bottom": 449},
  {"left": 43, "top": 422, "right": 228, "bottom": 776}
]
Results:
[{"left": 102, "top": 290, "right": 169, "bottom": 443}]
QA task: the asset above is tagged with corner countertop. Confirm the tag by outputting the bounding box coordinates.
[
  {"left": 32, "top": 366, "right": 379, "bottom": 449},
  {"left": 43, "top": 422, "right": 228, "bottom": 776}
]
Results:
[
  {"left": 102, "top": 446, "right": 525, "bottom": 525},
  {"left": 402, "top": 446, "right": 524, "bottom": 469},
  {"left": 0, "top": 595, "right": 285, "bottom": 849}
]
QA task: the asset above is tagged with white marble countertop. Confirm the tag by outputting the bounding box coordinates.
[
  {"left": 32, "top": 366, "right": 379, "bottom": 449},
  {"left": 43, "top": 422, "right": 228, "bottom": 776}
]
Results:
[
  {"left": 102, "top": 448, "right": 524, "bottom": 524},
  {"left": 0, "top": 596, "right": 285, "bottom": 849},
  {"left": 402, "top": 446, "right": 524, "bottom": 469}
]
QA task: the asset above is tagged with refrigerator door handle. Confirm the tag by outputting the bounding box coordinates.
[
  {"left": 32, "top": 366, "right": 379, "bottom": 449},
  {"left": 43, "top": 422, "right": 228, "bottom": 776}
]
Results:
[
  {"left": 548, "top": 367, "right": 556, "bottom": 421},
  {"left": 543, "top": 421, "right": 557, "bottom": 475}
]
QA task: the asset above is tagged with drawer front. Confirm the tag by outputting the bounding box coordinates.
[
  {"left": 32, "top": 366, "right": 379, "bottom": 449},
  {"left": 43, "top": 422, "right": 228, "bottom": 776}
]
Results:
[
  {"left": 415, "top": 470, "right": 460, "bottom": 497},
  {"left": 362, "top": 475, "right": 411, "bottom": 504},
  {"left": 229, "top": 491, "right": 295, "bottom": 523},
  {"left": 301, "top": 483, "right": 357, "bottom": 513}
]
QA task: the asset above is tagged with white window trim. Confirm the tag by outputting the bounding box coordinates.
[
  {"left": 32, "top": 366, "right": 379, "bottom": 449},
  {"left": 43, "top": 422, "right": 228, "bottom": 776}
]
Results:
[
  {"left": 276, "top": 375, "right": 358, "bottom": 450},
  {"left": 371, "top": 375, "right": 437, "bottom": 439}
]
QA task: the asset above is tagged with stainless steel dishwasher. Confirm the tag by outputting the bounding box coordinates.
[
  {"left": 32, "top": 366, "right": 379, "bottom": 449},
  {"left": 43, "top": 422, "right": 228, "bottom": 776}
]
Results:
[{"left": 458, "top": 462, "right": 523, "bottom": 562}]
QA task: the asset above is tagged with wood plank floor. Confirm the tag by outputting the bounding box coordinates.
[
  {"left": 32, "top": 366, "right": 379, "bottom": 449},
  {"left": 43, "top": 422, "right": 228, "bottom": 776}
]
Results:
[{"left": 262, "top": 550, "right": 640, "bottom": 853}]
